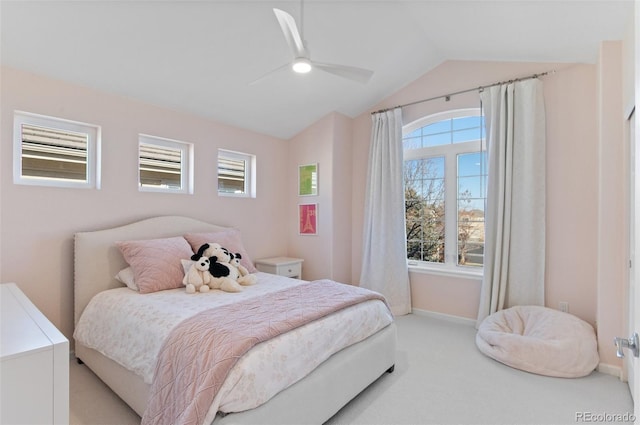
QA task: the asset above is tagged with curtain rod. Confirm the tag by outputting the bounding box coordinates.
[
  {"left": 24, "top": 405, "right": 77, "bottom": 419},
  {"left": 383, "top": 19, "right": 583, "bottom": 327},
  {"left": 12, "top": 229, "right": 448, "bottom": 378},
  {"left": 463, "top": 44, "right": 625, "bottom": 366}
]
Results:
[{"left": 371, "top": 69, "right": 556, "bottom": 115}]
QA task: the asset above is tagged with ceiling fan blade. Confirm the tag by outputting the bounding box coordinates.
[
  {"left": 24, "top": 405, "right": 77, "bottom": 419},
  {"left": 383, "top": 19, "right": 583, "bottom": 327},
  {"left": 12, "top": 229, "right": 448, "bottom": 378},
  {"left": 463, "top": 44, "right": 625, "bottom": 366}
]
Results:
[
  {"left": 273, "top": 8, "right": 307, "bottom": 58},
  {"left": 249, "top": 62, "right": 290, "bottom": 85},
  {"left": 312, "top": 61, "right": 374, "bottom": 84}
]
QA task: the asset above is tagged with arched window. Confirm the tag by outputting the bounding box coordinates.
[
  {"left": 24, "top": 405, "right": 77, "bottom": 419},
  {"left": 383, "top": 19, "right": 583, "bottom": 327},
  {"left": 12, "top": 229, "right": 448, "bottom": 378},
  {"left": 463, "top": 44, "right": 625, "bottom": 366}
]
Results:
[{"left": 403, "top": 108, "right": 486, "bottom": 272}]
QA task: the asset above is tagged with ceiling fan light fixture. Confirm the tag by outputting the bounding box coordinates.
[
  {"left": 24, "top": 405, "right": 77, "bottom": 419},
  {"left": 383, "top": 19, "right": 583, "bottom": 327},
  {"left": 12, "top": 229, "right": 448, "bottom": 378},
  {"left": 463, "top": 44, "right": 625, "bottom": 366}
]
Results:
[
  {"left": 292, "top": 58, "right": 312, "bottom": 73},
  {"left": 265, "top": 8, "right": 373, "bottom": 84}
]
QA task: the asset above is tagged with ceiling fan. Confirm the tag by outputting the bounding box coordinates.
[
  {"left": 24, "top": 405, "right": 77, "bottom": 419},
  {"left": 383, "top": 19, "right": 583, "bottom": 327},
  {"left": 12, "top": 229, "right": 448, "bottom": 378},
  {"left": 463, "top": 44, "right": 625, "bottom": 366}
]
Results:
[{"left": 251, "top": 6, "right": 374, "bottom": 84}]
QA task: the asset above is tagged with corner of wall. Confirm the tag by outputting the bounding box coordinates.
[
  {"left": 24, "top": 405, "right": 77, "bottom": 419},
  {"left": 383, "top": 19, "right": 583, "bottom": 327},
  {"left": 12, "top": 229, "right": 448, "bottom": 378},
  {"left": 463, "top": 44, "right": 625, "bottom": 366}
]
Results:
[
  {"left": 595, "top": 40, "right": 625, "bottom": 368},
  {"left": 286, "top": 112, "right": 356, "bottom": 283}
]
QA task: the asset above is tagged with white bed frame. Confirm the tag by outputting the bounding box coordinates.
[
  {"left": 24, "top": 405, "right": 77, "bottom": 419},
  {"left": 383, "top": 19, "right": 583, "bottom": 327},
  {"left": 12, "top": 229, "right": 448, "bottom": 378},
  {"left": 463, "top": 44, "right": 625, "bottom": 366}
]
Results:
[{"left": 73, "top": 216, "right": 396, "bottom": 424}]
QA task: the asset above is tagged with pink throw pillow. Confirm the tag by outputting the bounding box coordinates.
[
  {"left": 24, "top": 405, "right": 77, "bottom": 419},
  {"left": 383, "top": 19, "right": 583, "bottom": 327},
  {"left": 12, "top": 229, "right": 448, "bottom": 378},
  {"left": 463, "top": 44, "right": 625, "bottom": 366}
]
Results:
[
  {"left": 116, "top": 236, "right": 193, "bottom": 294},
  {"left": 184, "top": 228, "right": 257, "bottom": 273}
]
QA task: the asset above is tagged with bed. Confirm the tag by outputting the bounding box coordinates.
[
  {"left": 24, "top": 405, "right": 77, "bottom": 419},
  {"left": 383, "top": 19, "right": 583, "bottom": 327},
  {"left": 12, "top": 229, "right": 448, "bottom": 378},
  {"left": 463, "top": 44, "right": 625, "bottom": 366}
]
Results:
[{"left": 73, "top": 215, "right": 396, "bottom": 425}]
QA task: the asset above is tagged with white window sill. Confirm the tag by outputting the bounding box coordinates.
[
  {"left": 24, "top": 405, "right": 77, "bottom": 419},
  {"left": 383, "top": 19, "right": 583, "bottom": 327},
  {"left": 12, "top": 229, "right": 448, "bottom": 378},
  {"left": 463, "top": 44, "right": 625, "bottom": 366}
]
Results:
[
  {"left": 139, "top": 186, "right": 190, "bottom": 194},
  {"left": 408, "top": 263, "right": 482, "bottom": 280},
  {"left": 217, "top": 192, "right": 253, "bottom": 199}
]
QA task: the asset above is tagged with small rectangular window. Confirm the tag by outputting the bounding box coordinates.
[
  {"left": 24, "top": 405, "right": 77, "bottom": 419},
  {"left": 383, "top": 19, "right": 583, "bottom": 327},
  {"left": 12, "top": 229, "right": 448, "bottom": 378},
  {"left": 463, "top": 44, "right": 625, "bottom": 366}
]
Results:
[
  {"left": 14, "top": 111, "right": 100, "bottom": 188},
  {"left": 139, "top": 134, "right": 193, "bottom": 193},
  {"left": 218, "top": 149, "right": 255, "bottom": 198}
]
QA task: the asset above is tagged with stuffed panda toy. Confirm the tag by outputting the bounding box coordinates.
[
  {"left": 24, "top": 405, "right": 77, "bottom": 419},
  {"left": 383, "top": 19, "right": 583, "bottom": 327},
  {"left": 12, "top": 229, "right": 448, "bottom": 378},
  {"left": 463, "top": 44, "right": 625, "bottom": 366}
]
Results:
[
  {"left": 182, "top": 244, "right": 211, "bottom": 294},
  {"left": 202, "top": 243, "right": 243, "bottom": 293},
  {"left": 230, "top": 253, "right": 257, "bottom": 286}
]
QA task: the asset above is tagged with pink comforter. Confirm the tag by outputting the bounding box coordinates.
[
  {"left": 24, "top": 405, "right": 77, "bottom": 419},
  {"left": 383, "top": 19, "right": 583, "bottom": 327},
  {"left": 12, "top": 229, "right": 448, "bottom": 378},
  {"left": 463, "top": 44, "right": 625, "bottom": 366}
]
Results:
[{"left": 141, "top": 280, "right": 389, "bottom": 425}]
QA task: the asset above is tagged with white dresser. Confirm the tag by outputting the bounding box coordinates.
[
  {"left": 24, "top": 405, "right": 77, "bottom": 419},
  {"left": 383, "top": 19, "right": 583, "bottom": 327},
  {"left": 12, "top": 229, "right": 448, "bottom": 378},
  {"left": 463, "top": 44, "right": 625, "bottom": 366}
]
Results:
[
  {"left": 1, "top": 282, "right": 69, "bottom": 425},
  {"left": 255, "top": 257, "right": 304, "bottom": 279}
]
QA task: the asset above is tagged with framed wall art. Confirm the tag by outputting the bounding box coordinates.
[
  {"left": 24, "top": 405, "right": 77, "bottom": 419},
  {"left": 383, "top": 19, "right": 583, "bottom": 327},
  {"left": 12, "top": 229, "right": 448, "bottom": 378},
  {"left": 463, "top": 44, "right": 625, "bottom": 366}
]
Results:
[
  {"left": 299, "top": 203, "right": 318, "bottom": 235},
  {"left": 298, "top": 163, "right": 318, "bottom": 196}
]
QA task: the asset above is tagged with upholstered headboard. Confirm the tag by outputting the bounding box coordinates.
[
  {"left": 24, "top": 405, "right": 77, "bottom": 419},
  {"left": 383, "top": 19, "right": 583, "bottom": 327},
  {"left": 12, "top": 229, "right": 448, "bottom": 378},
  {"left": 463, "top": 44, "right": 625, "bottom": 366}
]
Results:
[{"left": 73, "top": 216, "right": 229, "bottom": 327}]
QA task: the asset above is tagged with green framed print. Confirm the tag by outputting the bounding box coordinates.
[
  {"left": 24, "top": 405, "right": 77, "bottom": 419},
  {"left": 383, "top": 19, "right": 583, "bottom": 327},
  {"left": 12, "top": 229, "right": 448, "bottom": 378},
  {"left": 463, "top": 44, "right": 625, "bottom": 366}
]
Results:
[{"left": 298, "top": 163, "right": 318, "bottom": 196}]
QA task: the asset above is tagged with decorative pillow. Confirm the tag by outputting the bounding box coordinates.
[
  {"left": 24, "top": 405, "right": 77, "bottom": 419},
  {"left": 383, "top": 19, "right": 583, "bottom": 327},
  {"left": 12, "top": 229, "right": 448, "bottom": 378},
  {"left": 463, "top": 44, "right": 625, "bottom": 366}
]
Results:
[
  {"left": 115, "top": 267, "right": 138, "bottom": 291},
  {"left": 184, "top": 228, "right": 257, "bottom": 273},
  {"left": 116, "top": 236, "right": 194, "bottom": 294},
  {"left": 115, "top": 260, "right": 194, "bottom": 292}
]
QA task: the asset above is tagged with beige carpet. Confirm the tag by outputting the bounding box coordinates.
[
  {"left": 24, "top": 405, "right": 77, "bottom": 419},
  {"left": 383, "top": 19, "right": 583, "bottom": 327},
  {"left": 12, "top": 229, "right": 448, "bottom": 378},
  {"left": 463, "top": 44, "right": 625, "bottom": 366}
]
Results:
[{"left": 70, "top": 313, "right": 633, "bottom": 425}]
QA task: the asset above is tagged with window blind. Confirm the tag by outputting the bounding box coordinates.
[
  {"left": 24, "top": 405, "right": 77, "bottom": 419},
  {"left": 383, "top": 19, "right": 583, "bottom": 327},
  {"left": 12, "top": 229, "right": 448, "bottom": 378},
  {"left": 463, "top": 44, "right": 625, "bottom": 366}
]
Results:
[
  {"left": 218, "top": 156, "right": 246, "bottom": 193},
  {"left": 21, "top": 124, "right": 88, "bottom": 181},
  {"left": 139, "top": 144, "right": 182, "bottom": 188}
]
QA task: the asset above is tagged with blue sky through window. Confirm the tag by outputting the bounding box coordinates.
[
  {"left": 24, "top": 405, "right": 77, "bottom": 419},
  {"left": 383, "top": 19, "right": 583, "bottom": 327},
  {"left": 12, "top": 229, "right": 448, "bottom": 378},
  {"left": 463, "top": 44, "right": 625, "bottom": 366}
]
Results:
[{"left": 403, "top": 116, "right": 485, "bottom": 151}]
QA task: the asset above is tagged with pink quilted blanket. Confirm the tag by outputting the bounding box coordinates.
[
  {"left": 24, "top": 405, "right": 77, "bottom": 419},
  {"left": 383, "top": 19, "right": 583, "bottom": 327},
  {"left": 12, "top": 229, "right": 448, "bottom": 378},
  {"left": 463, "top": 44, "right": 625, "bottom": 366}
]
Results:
[{"left": 141, "top": 280, "right": 389, "bottom": 425}]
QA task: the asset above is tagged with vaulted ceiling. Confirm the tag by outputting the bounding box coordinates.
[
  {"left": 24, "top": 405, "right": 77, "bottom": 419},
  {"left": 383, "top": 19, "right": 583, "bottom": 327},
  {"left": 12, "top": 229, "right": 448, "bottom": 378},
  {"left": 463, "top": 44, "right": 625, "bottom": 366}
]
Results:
[{"left": 1, "top": 1, "right": 633, "bottom": 139}]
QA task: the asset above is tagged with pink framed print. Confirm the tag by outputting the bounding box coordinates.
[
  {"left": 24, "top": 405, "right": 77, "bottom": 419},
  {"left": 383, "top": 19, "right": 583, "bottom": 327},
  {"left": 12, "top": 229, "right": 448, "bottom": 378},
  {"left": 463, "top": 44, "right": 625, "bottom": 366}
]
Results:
[{"left": 299, "top": 203, "right": 318, "bottom": 235}]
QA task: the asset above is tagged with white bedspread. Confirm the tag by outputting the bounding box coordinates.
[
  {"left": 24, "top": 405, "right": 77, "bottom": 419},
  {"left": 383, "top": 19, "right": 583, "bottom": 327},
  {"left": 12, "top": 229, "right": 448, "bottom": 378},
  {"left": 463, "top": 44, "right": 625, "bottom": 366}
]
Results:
[{"left": 74, "top": 272, "right": 393, "bottom": 415}]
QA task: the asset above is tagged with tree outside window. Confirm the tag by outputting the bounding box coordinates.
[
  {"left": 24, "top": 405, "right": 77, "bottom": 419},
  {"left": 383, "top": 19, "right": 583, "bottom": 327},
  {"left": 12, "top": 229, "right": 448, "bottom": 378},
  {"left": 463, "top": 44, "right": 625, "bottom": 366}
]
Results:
[{"left": 403, "top": 110, "right": 486, "bottom": 270}]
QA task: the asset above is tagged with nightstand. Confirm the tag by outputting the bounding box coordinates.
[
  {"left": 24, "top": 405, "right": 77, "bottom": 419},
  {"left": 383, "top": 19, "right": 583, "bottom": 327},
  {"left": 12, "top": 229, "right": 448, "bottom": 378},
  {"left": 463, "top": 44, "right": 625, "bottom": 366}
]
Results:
[{"left": 255, "top": 257, "right": 304, "bottom": 279}]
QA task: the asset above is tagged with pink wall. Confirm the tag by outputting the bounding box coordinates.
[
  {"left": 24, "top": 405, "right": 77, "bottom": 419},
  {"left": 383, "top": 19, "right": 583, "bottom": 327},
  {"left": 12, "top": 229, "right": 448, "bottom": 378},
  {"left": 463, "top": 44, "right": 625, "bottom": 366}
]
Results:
[
  {"left": 543, "top": 64, "right": 599, "bottom": 325},
  {"left": 328, "top": 113, "right": 354, "bottom": 284},
  {"left": 0, "top": 66, "right": 289, "bottom": 342},
  {"left": 1, "top": 54, "right": 630, "bottom": 370},
  {"left": 287, "top": 112, "right": 353, "bottom": 283},
  {"left": 287, "top": 114, "right": 334, "bottom": 280},
  {"left": 596, "top": 41, "right": 626, "bottom": 368},
  {"left": 350, "top": 60, "right": 603, "bottom": 324}
]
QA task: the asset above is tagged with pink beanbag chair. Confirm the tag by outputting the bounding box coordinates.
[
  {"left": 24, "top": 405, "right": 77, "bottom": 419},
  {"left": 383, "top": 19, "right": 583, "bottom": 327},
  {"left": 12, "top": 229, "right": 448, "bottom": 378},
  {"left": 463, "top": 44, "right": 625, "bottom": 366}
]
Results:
[{"left": 476, "top": 306, "right": 599, "bottom": 378}]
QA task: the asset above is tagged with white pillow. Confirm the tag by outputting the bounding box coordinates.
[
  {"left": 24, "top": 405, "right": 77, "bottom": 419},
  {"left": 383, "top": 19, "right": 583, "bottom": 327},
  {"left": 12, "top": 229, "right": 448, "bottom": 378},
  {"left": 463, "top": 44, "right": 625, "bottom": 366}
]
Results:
[
  {"left": 115, "top": 267, "right": 138, "bottom": 291},
  {"left": 181, "top": 259, "right": 194, "bottom": 274}
]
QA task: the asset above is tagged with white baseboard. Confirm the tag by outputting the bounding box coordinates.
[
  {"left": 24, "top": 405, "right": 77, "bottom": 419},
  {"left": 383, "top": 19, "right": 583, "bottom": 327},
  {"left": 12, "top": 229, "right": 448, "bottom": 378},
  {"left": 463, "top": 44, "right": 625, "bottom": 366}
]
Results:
[
  {"left": 597, "top": 363, "right": 624, "bottom": 380},
  {"left": 411, "top": 308, "right": 476, "bottom": 327}
]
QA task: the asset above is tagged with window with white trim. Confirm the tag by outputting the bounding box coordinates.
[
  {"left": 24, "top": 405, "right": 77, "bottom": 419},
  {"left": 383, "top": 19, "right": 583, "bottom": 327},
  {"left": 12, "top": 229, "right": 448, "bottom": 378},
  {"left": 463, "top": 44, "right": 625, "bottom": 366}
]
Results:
[
  {"left": 13, "top": 111, "right": 101, "bottom": 188},
  {"left": 404, "top": 109, "right": 486, "bottom": 272},
  {"left": 138, "top": 134, "right": 193, "bottom": 193},
  {"left": 217, "top": 149, "right": 256, "bottom": 198}
]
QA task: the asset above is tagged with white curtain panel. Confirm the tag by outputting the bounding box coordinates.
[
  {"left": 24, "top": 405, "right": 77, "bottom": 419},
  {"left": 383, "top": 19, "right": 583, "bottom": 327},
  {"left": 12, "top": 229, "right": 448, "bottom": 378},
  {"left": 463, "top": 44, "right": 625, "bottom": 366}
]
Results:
[
  {"left": 360, "top": 108, "right": 412, "bottom": 316},
  {"left": 477, "top": 79, "right": 546, "bottom": 325}
]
